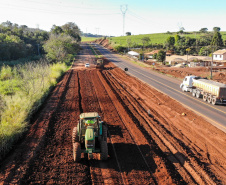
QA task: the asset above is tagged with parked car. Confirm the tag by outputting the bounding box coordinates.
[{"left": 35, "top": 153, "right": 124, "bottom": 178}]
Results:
[{"left": 85, "top": 63, "right": 90, "bottom": 67}]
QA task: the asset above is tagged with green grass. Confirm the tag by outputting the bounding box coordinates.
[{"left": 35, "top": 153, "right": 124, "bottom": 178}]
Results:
[
  {"left": 108, "top": 31, "right": 226, "bottom": 47},
  {"left": 0, "top": 60, "right": 71, "bottom": 160},
  {"left": 81, "top": 37, "right": 100, "bottom": 42}
]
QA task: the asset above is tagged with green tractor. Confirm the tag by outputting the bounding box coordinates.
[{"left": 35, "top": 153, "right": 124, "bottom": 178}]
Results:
[{"left": 72, "top": 112, "right": 108, "bottom": 162}]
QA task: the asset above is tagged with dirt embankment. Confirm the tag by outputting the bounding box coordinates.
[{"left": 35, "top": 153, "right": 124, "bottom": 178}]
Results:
[
  {"left": 0, "top": 45, "right": 225, "bottom": 184},
  {"left": 153, "top": 66, "right": 226, "bottom": 84},
  {"left": 94, "top": 38, "right": 113, "bottom": 50}
]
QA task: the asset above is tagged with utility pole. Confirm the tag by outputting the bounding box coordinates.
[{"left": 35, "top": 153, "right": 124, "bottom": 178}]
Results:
[
  {"left": 120, "top": 4, "right": 128, "bottom": 36},
  {"left": 211, "top": 46, "right": 214, "bottom": 79}
]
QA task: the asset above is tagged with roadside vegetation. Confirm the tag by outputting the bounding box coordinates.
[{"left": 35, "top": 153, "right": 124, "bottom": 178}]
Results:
[{"left": 0, "top": 21, "right": 81, "bottom": 160}]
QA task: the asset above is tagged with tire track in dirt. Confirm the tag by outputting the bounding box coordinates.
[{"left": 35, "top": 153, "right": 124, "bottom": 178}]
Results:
[
  {"left": 0, "top": 68, "right": 92, "bottom": 184},
  {"left": 104, "top": 62, "right": 226, "bottom": 184},
  {"left": 90, "top": 69, "right": 155, "bottom": 184},
  {"left": 18, "top": 69, "right": 91, "bottom": 184},
  {"left": 91, "top": 69, "right": 168, "bottom": 184}
]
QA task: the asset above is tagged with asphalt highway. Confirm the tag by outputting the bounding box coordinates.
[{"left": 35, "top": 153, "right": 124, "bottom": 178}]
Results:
[{"left": 94, "top": 44, "right": 226, "bottom": 133}]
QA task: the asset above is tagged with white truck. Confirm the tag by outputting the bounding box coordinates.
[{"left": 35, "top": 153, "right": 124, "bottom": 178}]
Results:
[{"left": 180, "top": 76, "right": 226, "bottom": 105}]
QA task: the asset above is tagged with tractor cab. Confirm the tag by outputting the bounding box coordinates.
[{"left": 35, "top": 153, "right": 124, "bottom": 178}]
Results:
[{"left": 79, "top": 112, "right": 102, "bottom": 137}]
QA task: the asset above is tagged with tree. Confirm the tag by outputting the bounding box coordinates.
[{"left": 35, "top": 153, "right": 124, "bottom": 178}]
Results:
[
  {"left": 114, "top": 46, "right": 125, "bottom": 52},
  {"left": 174, "top": 34, "right": 180, "bottom": 43},
  {"left": 61, "top": 22, "right": 81, "bottom": 42},
  {"left": 126, "top": 38, "right": 132, "bottom": 51},
  {"left": 199, "top": 46, "right": 211, "bottom": 56},
  {"left": 141, "top": 37, "right": 150, "bottom": 48},
  {"left": 165, "top": 36, "right": 175, "bottom": 49},
  {"left": 211, "top": 31, "right": 223, "bottom": 47},
  {"left": 200, "top": 28, "right": 208, "bottom": 33},
  {"left": 197, "top": 35, "right": 212, "bottom": 46},
  {"left": 126, "top": 32, "right": 131, "bottom": 36},
  {"left": 153, "top": 53, "right": 157, "bottom": 59},
  {"left": 184, "top": 37, "right": 196, "bottom": 46},
  {"left": 157, "top": 50, "right": 166, "bottom": 63},
  {"left": 51, "top": 25, "right": 63, "bottom": 35},
  {"left": 1, "top": 21, "right": 13, "bottom": 28},
  {"left": 43, "top": 34, "right": 79, "bottom": 62},
  {"left": 178, "top": 27, "right": 185, "bottom": 35},
  {"left": 213, "top": 27, "right": 221, "bottom": 32}
]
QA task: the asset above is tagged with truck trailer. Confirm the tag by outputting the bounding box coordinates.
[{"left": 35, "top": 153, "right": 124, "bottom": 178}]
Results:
[{"left": 180, "top": 76, "right": 226, "bottom": 105}]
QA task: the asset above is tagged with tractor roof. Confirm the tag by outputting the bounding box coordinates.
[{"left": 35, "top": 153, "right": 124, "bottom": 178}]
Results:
[{"left": 80, "top": 112, "right": 99, "bottom": 119}]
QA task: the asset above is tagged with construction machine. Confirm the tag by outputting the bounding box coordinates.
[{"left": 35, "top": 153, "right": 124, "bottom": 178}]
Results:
[
  {"left": 72, "top": 112, "right": 108, "bottom": 162},
  {"left": 95, "top": 55, "right": 104, "bottom": 68},
  {"left": 96, "top": 59, "right": 104, "bottom": 68}
]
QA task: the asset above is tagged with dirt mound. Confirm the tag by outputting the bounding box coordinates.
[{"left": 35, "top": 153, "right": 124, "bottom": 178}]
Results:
[
  {"left": 214, "top": 72, "right": 226, "bottom": 82},
  {"left": 154, "top": 66, "right": 226, "bottom": 84},
  {"left": 94, "top": 38, "right": 113, "bottom": 50}
]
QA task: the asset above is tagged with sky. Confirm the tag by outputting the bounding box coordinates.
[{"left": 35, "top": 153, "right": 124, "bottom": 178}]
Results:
[{"left": 0, "top": 0, "right": 226, "bottom": 36}]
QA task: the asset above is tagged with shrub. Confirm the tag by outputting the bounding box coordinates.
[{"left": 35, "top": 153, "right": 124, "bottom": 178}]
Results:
[{"left": 0, "top": 59, "right": 70, "bottom": 160}]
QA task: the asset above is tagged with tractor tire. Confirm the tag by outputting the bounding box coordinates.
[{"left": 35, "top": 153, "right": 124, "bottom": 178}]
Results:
[
  {"left": 73, "top": 142, "right": 81, "bottom": 162},
  {"left": 100, "top": 141, "right": 108, "bottom": 161},
  {"left": 102, "top": 125, "right": 108, "bottom": 141},
  {"left": 72, "top": 127, "right": 78, "bottom": 143}
]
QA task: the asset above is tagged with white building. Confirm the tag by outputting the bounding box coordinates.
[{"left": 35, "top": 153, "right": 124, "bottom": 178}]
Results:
[{"left": 213, "top": 49, "right": 226, "bottom": 60}]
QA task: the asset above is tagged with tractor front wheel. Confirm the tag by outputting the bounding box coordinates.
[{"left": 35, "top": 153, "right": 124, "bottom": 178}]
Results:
[
  {"left": 73, "top": 142, "right": 81, "bottom": 162},
  {"left": 100, "top": 141, "right": 108, "bottom": 160}
]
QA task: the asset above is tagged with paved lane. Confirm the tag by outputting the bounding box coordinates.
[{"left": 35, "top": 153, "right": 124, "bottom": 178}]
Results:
[{"left": 94, "top": 44, "right": 226, "bottom": 132}]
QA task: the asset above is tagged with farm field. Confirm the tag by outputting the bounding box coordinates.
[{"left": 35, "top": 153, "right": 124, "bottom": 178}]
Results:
[
  {"left": 0, "top": 44, "right": 225, "bottom": 184},
  {"left": 81, "top": 37, "right": 100, "bottom": 42},
  {"left": 108, "top": 31, "right": 226, "bottom": 47}
]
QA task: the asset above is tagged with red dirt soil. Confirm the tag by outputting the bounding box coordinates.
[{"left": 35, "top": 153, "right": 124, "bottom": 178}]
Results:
[
  {"left": 153, "top": 66, "right": 226, "bottom": 84},
  {"left": 0, "top": 44, "right": 225, "bottom": 184}
]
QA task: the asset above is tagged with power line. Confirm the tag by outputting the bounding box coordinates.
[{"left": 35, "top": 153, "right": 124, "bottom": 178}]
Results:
[{"left": 0, "top": 2, "right": 120, "bottom": 15}]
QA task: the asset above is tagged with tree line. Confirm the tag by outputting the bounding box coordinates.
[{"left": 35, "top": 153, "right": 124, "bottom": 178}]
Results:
[
  {"left": 0, "top": 21, "right": 81, "bottom": 63},
  {"left": 165, "top": 27, "right": 224, "bottom": 56}
]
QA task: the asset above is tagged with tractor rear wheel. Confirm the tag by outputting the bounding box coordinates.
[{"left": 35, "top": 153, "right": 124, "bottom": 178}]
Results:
[
  {"left": 100, "top": 141, "right": 108, "bottom": 160},
  {"left": 73, "top": 142, "right": 81, "bottom": 162},
  {"left": 72, "top": 127, "right": 78, "bottom": 143},
  {"left": 102, "top": 125, "right": 107, "bottom": 141}
]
